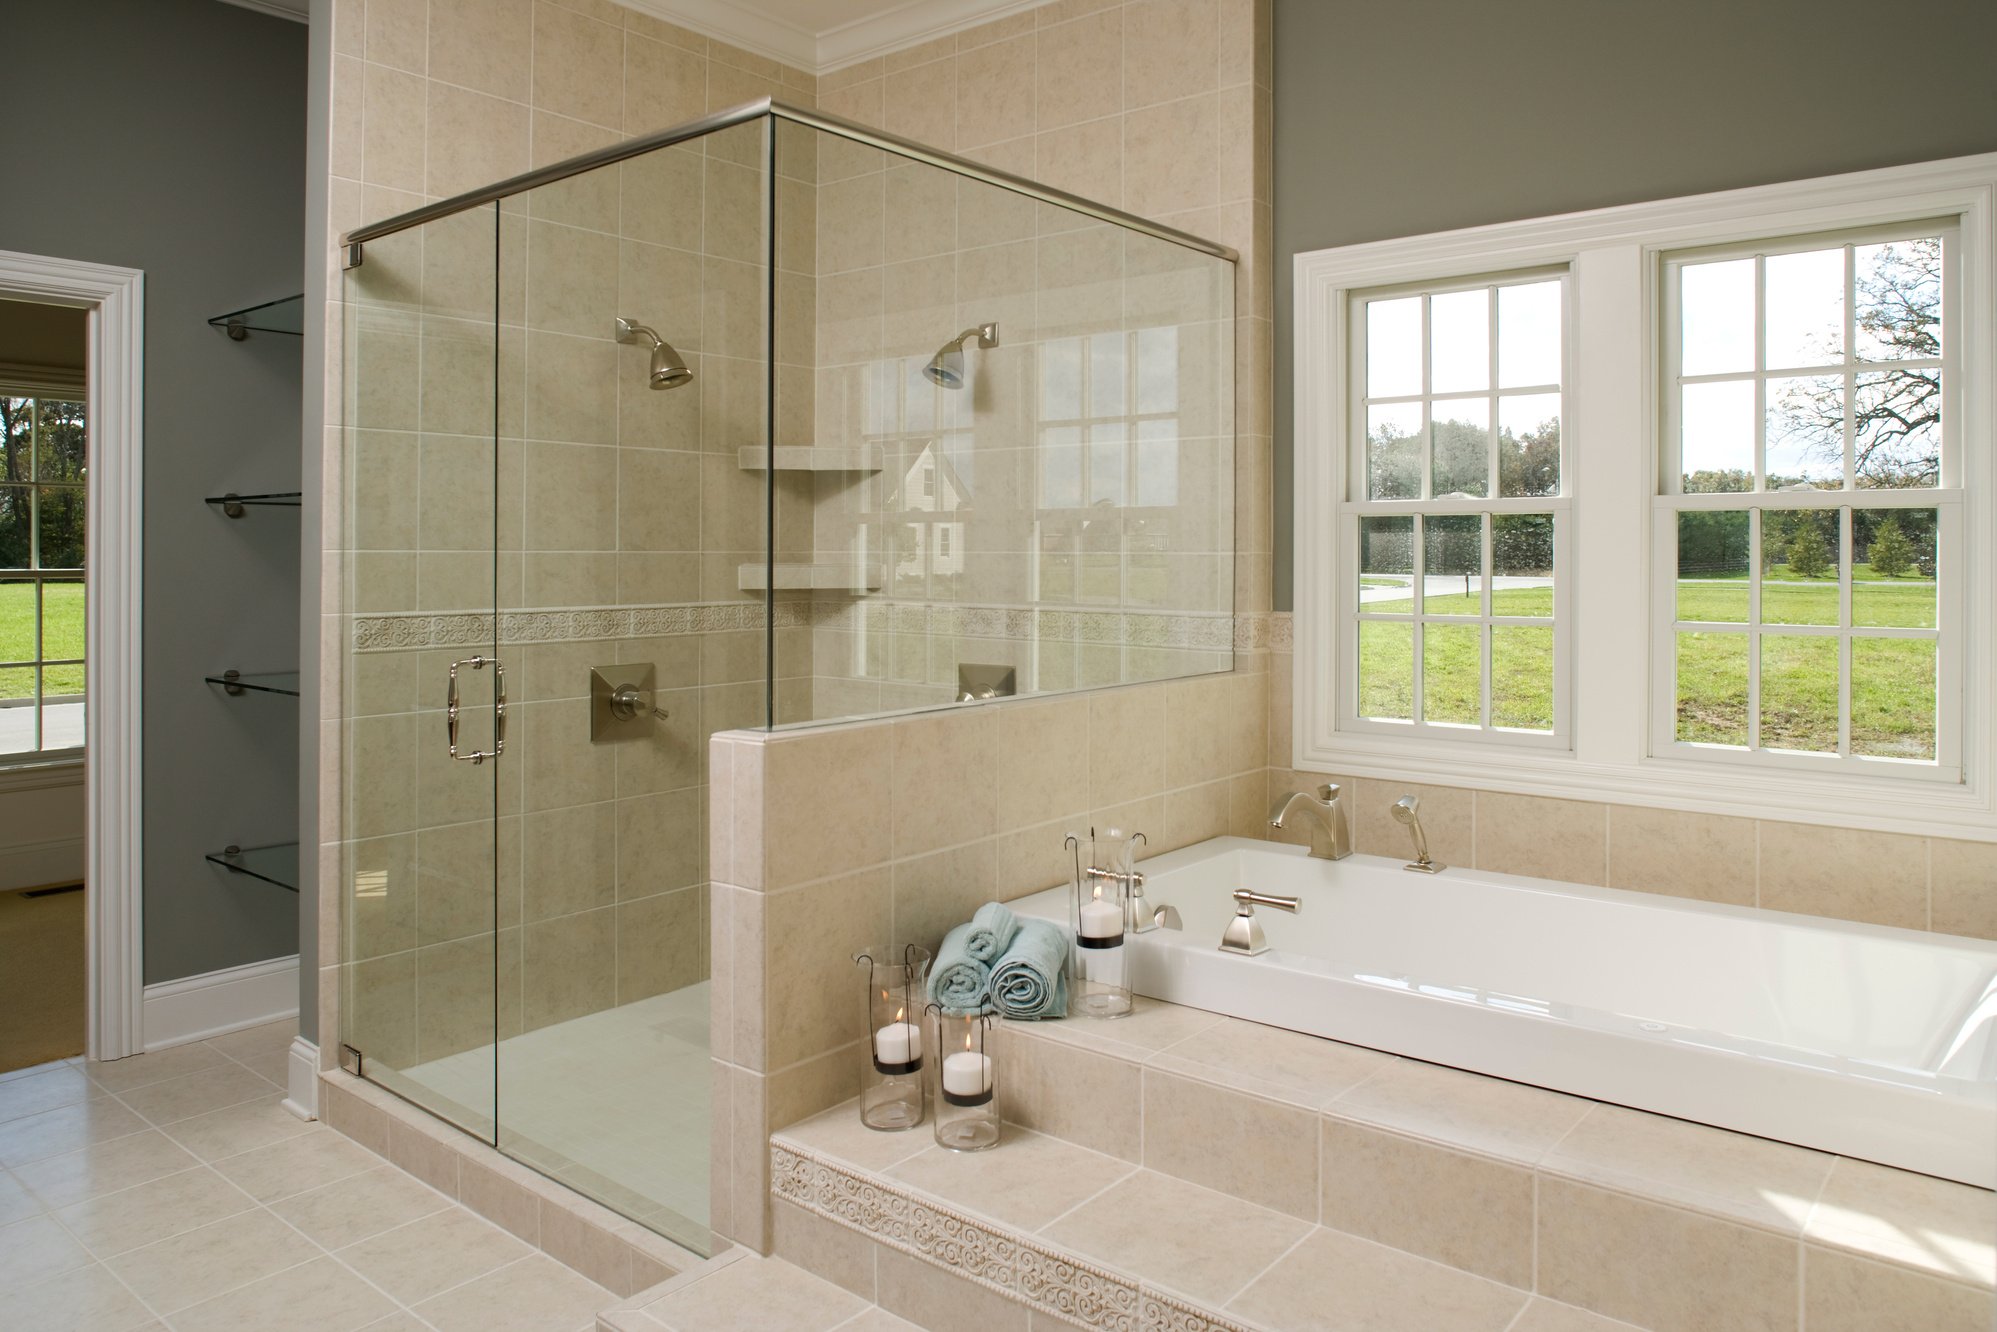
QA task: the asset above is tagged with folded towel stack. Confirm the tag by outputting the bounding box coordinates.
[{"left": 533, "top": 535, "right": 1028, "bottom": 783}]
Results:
[
  {"left": 989, "top": 918, "right": 1069, "bottom": 1020},
  {"left": 929, "top": 922, "right": 990, "bottom": 1012},
  {"left": 926, "top": 903, "right": 1069, "bottom": 1020}
]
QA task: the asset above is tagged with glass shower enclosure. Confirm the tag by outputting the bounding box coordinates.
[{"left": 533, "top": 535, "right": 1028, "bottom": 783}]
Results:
[{"left": 337, "top": 100, "right": 1234, "bottom": 1254}]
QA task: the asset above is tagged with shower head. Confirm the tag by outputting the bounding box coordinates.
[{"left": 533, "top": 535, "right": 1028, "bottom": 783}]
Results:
[
  {"left": 923, "top": 322, "right": 999, "bottom": 389},
  {"left": 615, "top": 317, "right": 694, "bottom": 391}
]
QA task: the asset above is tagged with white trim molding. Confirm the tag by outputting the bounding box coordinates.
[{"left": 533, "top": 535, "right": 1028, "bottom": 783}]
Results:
[
  {"left": 143, "top": 955, "right": 301, "bottom": 1052},
  {"left": 618, "top": 0, "right": 1056, "bottom": 75},
  {"left": 283, "top": 1036, "right": 320, "bottom": 1121},
  {"left": 214, "top": 0, "right": 308, "bottom": 22},
  {"left": 0, "top": 249, "right": 147, "bottom": 1059},
  {"left": 1293, "top": 153, "right": 1997, "bottom": 842}
]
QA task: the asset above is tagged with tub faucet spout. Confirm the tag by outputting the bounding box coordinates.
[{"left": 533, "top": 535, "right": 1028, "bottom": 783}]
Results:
[{"left": 1269, "top": 784, "right": 1351, "bottom": 860}]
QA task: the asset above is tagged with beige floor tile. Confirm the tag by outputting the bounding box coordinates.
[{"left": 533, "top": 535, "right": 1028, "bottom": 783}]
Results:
[
  {"left": 1328, "top": 1059, "right": 1591, "bottom": 1164},
  {"left": 0, "top": 1165, "right": 41, "bottom": 1223},
  {"left": 642, "top": 1253, "right": 869, "bottom": 1331},
  {"left": 1229, "top": 1228, "right": 1526, "bottom": 1331},
  {"left": 1803, "top": 1245, "right": 1995, "bottom": 1332},
  {"left": 775, "top": 1103, "right": 936, "bottom": 1173},
  {"left": 230, "top": 1048, "right": 292, "bottom": 1089},
  {"left": 86, "top": 1043, "right": 229, "bottom": 1093},
  {"left": 1805, "top": 1157, "right": 1996, "bottom": 1287},
  {"left": 116, "top": 1065, "right": 278, "bottom": 1127},
  {"left": 163, "top": 1093, "right": 320, "bottom": 1162},
  {"left": 339, "top": 1204, "right": 534, "bottom": 1305},
  {"left": 54, "top": 1165, "right": 256, "bottom": 1255},
  {"left": 169, "top": 1254, "right": 399, "bottom": 1332},
  {"left": 0, "top": 1212, "right": 94, "bottom": 1286},
  {"left": 104, "top": 1207, "right": 320, "bottom": 1314},
  {"left": 1040, "top": 1169, "right": 1312, "bottom": 1305},
  {"left": 886, "top": 1129, "right": 1134, "bottom": 1231},
  {"left": 13, "top": 1129, "right": 200, "bottom": 1208},
  {"left": 413, "top": 1251, "right": 613, "bottom": 1332},
  {"left": 1508, "top": 1297, "right": 1647, "bottom": 1331},
  {"left": 271, "top": 1164, "right": 454, "bottom": 1248},
  {"left": 1542, "top": 1105, "right": 1834, "bottom": 1234},
  {"left": 0, "top": 1094, "right": 151, "bottom": 1167},
  {"left": 0, "top": 1063, "right": 94, "bottom": 1124},
  {"left": 203, "top": 1020, "right": 298, "bottom": 1062},
  {"left": 358, "top": 1315, "right": 433, "bottom": 1332},
  {"left": 214, "top": 1126, "right": 382, "bottom": 1203},
  {"left": 0, "top": 1260, "right": 159, "bottom": 1331},
  {"left": 1146, "top": 1015, "right": 1397, "bottom": 1109},
  {"left": 831, "top": 1309, "right": 923, "bottom": 1331}
]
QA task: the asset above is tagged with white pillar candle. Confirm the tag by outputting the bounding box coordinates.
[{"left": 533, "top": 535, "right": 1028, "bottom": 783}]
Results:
[
  {"left": 874, "top": 1018, "right": 922, "bottom": 1066},
  {"left": 943, "top": 1050, "right": 993, "bottom": 1098},
  {"left": 1079, "top": 894, "right": 1123, "bottom": 940}
]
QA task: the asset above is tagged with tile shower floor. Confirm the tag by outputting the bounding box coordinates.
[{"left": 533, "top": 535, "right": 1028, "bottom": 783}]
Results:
[
  {"left": 0, "top": 1021, "right": 613, "bottom": 1331},
  {"left": 399, "top": 984, "right": 711, "bottom": 1238}
]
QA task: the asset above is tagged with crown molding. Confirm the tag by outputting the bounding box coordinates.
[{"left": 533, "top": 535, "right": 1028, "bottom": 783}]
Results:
[
  {"left": 215, "top": 0, "right": 309, "bottom": 22},
  {"left": 618, "top": 0, "right": 1055, "bottom": 76}
]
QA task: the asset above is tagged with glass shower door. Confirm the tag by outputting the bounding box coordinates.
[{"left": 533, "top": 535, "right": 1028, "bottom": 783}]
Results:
[{"left": 341, "top": 202, "right": 504, "bottom": 1141}]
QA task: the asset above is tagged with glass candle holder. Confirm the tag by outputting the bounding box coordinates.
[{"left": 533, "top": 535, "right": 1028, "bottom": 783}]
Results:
[
  {"left": 1067, "top": 829, "right": 1136, "bottom": 1019},
  {"left": 929, "top": 1006, "right": 998, "bottom": 1152},
  {"left": 853, "top": 945, "right": 931, "bottom": 1131}
]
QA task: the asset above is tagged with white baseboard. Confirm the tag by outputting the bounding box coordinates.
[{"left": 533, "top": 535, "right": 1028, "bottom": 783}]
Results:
[
  {"left": 0, "top": 835, "right": 84, "bottom": 893},
  {"left": 142, "top": 954, "right": 300, "bottom": 1052},
  {"left": 282, "top": 1036, "right": 319, "bottom": 1121}
]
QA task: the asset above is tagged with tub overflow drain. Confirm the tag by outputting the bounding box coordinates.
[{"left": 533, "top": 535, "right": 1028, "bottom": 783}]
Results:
[{"left": 1638, "top": 1021, "right": 1667, "bottom": 1033}]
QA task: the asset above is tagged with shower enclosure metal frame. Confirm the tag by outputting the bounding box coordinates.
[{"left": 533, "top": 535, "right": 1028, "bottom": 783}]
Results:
[{"left": 336, "top": 96, "right": 1238, "bottom": 1257}]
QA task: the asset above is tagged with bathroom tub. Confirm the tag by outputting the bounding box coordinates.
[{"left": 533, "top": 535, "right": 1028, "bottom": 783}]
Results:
[{"left": 1012, "top": 836, "right": 1997, "bottom": 1186}]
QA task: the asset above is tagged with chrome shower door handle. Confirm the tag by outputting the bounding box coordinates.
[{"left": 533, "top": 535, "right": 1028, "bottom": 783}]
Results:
[{"left": 446, "top": 655, "right": 507, "bottom": 764}]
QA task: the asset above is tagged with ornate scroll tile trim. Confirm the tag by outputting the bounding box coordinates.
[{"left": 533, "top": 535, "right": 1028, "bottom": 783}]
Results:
[{"left": 771, "top": 1139, "right": 1253, "bottom": 1332}]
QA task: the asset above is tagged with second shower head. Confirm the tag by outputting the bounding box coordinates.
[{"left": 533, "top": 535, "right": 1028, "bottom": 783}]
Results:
[
  {"left": 616, "top": 317, "right": 694, "bottom": 391},
  {"left": 923, "top": 322, "right": 999, "bottom": 389}
]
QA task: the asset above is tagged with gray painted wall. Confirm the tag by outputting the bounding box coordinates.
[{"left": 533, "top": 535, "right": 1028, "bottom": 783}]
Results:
[
  {"left": 0, "top": 0, "right": 307, "bottom": 983},
  {"left": 1272, "top": 0, "right": 1997, "bottom": 609}
]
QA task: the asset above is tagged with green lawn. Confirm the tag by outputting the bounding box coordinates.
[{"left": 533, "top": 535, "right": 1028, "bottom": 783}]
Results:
[
  {"left": 1355, "top": 568, "right": 1935, "bottom": 756},
  {"left": 0, "top": 581, "right": 84, "bottom": 699}
]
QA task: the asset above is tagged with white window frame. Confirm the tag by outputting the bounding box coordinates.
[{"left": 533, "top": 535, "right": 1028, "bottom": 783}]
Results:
[
  {"left": 1294, "top": 154, "right": 1997, "bottom": 841},
  {"left": 1338, "top": 268, "right": 1574, "bottom": 747}
]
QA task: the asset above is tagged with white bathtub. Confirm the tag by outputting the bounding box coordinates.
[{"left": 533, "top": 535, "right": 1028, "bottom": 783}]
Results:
[{"left": 1014, "top": 836, "right": 1997, "bottom": 1186}]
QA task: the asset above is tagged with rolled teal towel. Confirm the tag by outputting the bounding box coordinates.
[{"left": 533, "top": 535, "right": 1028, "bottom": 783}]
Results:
[
  {"left": 964, "top": 901, "right": 1020, "bottom": 964},
  {"left": 929, "top": 922, "right": 990, "bottom": 1012},
  {"left": 989, "top": 918, "right": 1069, "bottom": 1020}
]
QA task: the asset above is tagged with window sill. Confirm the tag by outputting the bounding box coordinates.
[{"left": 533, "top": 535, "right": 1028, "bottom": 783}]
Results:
[{"left": 0, "top": 754, "right": 86, "bottom": 793}]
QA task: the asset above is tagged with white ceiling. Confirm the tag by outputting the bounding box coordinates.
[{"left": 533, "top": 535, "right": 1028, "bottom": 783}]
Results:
[{"left": 211, "top": 0, "right": 1050, "bottom": 75}]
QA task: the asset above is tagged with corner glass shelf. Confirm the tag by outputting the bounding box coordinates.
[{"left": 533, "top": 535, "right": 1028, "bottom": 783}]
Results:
[
  {"left": 206, "top": 670, "right": 300, "bottom": 697},
  {"left": 205, "top": 492, "right": 302, "bottom": 517},
  {"left": 209, "top": 294, "right": 304, "bottom": 340},
  {"left": 206, "top": 842, "right": 299, "bottom": 893}
]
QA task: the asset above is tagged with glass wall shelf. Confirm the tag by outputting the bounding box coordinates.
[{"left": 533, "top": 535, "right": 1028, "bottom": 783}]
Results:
[
  {"left": 207, "top": 842, "right": 299, "bottom": 893},
  {"left": 205, "top": 491, "right": 302, "bottom": 517},
  {"left": 209, "top": 294, "right": 304, "bottom": 340},
  {"left": 205, "top": 670, "right": 300, "bottom": 697}
]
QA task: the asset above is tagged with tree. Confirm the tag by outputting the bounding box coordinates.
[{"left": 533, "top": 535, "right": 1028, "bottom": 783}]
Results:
[
  {"left": 1866, "top": 518, "right": 1914, "bottom": 577},
  {"left": 1786, "top": 524, "right": 1831, "bottom": 578},
  {"left": 1771, "top": 237, "right": 1942, "bottom": 488}
]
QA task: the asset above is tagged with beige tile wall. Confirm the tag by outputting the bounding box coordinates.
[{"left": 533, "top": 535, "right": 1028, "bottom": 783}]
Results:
[
  {"left": 707, "top": 660, "right": 1270, "bottom": 1250},
  {"left": 1266, "top": 640, "right": 1997, "bottom": 939},
  {"left": 322, "top": 0, "right": 817, "bottom": 1112}
]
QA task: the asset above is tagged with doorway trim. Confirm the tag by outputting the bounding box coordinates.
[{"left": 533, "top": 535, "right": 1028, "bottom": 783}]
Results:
[{"left": 0, "top": 248, "right": 145, "bottom": 1062}]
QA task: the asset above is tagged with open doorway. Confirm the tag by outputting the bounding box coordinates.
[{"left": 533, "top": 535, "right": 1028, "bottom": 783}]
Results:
[{"left": 0, "top": 297, "right": 88, "bottom": 1073}]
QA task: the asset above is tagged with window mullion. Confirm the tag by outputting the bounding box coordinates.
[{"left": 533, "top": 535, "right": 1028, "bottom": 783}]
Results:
[
  {"left": 1754, "top": 257, "right": 1767, "bottom": 491},
  {"left": 1748, "top": 509, "right": 1762, "bottom": 752},
  {"left": 1838, "top": 506, "right": 1853, "bottom": 758},
  {"left": 1842, "top": 244, "right": 1857, "bottom": 490},
  {"left": 1480, "top": 512, "right": 1494, "bottom": 727},
  {"left": 1412, "top": 512, "right": 1426, "bottom": 725}
]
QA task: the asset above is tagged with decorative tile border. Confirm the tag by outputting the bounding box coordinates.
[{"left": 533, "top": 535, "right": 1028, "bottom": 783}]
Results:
[
  {"left": 352, "top": 600, "right": 1275, "bottom": 656},
  {"left": 771, "top": 1140, "right": 1250, "bottom": 1332}
]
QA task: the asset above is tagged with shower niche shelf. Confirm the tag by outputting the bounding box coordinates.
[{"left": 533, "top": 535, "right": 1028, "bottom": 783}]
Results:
[
  {"left": 206, "top": 491, "right": 302, "bottom": 517},
  {"left": 207, "top": 841, "right": 300, "bottom": 893},
  {"left": 737, "top": 445, "right": 884, "bottom": 473},
  {"left": 208, "top": 294, "right": 305, "bottom": 340},
  {"left": 205, "top": 670, "right": 301, "bottom": 697},
  {"left": 738, "top": 562, "right": 883, "bottom": 592}
]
